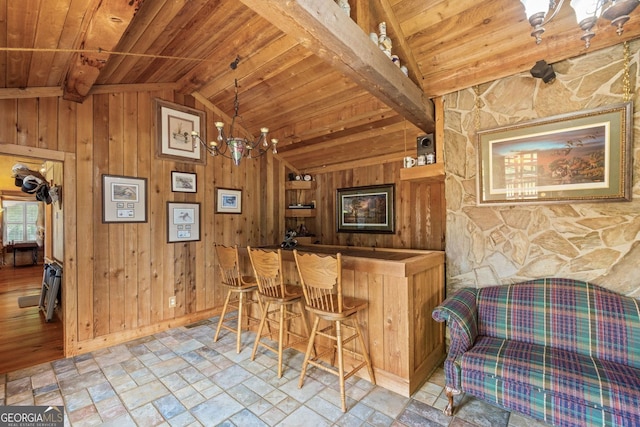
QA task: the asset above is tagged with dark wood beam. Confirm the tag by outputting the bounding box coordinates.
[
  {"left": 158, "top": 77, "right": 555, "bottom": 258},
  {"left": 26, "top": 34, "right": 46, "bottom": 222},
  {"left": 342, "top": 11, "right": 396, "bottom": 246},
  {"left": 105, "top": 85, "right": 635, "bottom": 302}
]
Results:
[
  {"left": 239, "top": 0, "right": 434, "bottom": 133},
  {"left": 63, "top": 0, "right": 144, "bottom": 103}
]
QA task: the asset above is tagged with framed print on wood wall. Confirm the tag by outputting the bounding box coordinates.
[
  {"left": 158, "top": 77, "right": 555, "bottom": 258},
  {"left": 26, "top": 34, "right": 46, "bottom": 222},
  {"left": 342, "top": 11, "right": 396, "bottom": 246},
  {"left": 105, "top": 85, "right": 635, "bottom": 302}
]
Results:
[
  {"left": 477, "top": 102, "right": 633, "bottom": 205},
  {"left": 215, "top": 188, "right": 242, "bottom": 214},
  {"left": 102, "top": 174, "right": 148, "bottom": 223},
  {"left": 336, "top": 184, "right": 395, "bottom": 233},
  {"left": 167, "top": 202, "right": 201, "bottom": 243},
  {"left": 171, "top": 171, "right": 197, "bottom": 193},
  {"left": 155, "top": 98, "right": 206, "bottom": 164}
]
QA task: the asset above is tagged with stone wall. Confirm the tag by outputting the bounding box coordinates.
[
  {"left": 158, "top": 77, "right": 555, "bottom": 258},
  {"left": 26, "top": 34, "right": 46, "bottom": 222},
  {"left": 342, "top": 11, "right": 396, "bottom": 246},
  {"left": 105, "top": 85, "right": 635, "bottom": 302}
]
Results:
[{"left": 443, "top": 40, "right": 640, "bottom": 297}]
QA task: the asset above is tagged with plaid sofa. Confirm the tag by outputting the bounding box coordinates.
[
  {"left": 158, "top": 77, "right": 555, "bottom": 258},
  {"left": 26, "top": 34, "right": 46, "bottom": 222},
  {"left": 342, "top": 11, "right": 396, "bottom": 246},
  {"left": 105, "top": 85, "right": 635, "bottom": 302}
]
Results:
[{"left": 432, "top": 278, "right": 640, "bottom": 427}]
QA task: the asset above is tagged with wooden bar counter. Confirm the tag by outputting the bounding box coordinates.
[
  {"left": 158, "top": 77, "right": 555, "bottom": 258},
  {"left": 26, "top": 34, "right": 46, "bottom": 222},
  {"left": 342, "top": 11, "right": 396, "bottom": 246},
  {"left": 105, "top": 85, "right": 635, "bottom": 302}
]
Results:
[{"left": 242, "top": 245, "right": 446, "bottom": 397}]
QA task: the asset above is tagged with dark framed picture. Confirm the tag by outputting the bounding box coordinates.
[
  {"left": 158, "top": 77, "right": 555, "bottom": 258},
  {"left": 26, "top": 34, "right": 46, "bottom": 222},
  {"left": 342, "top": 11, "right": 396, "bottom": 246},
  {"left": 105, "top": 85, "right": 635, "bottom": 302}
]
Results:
[
  {"left": 215, "top": 188, "right": 242, "bottom": 214},
  {"left": 167, "top": 202, "right": 200, "bottom": 243},
  {"left": 102, "top": 174, "right": 148, "bottom": 223},
  {"left": 155, "top": 98, "right": 206, "bottom": 164},
  {"left": 171, "top": 171, "right": 197, "bottom": 193},
  {"left": 336, "top": 184, "right": 395, "bottom": 233},
  {"left": 477, "top": 102, "right": 633, "bottom": 205}
]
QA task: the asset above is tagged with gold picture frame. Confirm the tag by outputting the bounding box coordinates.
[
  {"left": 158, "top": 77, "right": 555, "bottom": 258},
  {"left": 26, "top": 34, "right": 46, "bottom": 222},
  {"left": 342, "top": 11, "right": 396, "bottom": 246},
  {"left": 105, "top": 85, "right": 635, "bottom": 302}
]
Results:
[{"left": 477, "top": 102, "right": 633, "bottom": 205}]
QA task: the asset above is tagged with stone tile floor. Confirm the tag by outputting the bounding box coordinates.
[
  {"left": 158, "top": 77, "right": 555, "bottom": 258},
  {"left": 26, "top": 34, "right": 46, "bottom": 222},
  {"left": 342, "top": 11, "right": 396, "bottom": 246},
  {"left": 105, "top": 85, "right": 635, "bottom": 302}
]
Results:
[{"left": 0, "top": 317, "right": 553, "bottom": 427}]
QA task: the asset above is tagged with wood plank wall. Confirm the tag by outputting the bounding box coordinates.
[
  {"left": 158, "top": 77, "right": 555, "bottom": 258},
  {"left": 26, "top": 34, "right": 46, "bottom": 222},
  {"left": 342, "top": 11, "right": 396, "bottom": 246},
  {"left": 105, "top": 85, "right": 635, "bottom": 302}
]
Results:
[
  {"left": 285, "top": 166, "right": 445, "bottom": 250},
  {"left": 0, "top": 91, "right": 281, "bottom": 355},
  {"left": 0, "top": 90, "right": 445, "bottom": 357}
]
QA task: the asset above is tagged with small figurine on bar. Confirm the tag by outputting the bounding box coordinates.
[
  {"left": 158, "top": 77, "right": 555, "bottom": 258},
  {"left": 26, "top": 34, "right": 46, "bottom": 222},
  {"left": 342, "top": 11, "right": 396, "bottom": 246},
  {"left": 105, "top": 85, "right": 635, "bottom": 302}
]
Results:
[{"left": 280, "top": 229, "right": 298, "bottom": 249}]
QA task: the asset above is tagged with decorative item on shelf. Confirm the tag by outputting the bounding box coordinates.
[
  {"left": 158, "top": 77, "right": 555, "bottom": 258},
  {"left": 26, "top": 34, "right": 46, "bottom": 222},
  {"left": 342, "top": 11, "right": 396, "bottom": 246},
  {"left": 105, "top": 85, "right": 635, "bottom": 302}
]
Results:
[
  {"left": 280, "top": 229, "right": 298, "bottom": 249},
  {"left": 377, "top": 21, "right": 393, "bottom": 58},
  {"left": 335, "top": 0, "right": 350, "bottom": 17},
  {"left": 190, "top": 56, "right": 278, "bottom": 166},
  {"left": 520, "top": 0, "right": 639, "bottom": 47}
]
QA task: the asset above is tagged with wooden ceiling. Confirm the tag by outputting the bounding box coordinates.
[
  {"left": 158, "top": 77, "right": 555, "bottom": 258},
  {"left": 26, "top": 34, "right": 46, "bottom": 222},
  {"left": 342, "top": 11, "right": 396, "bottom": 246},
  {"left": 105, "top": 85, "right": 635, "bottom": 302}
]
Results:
[{"left": 2, "top": 0, "right": 640, "bottom": 173}]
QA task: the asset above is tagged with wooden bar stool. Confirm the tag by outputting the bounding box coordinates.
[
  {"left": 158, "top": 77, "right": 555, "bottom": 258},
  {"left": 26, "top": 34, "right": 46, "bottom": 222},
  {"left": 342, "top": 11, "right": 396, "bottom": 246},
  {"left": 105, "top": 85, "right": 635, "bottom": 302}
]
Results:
[
  {"left": 293, "top": 249, "right": 376, "bottom": 412},
  {"left": 247, "top": 246, "right": 311, "bottom": 378},
  {"left": 213, "top": 244, "right": 263, "bottom": 353}
]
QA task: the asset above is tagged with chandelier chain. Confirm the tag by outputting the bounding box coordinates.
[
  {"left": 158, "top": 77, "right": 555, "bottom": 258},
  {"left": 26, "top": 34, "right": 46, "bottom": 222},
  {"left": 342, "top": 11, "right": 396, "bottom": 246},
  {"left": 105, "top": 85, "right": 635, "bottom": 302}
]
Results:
[
  {"left": 622, "top": 41, "right": 631, "bottom": 102},
  {"left": 474, "top": 85, "right": 481, "bottom": 132}
]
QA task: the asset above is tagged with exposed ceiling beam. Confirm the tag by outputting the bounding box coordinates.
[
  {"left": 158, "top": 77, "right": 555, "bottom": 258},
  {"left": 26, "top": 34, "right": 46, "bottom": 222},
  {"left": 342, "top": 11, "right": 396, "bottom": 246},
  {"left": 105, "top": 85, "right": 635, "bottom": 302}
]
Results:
[
  {"left": 63, "top": 0, "right": 144, "bottom": 103},
  {"left": 240, "top": 0, "right": 435, "bottom": 133}
]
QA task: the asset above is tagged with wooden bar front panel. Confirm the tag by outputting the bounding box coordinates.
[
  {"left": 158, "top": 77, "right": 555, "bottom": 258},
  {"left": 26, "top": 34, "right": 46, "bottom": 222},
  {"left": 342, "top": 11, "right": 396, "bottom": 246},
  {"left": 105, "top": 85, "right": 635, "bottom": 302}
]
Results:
[{"left": 261, "top": 246, "right": 445, "bottom": 397}]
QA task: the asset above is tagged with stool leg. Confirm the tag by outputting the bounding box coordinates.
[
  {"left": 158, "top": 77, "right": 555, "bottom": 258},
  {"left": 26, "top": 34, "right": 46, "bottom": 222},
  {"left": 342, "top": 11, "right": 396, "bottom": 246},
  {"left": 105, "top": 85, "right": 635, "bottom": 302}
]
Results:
[
  {"left": 277, "top": 304, "right": 285, "bottom": 378},
  {"left": 353, "top": 319, "right": 375, "bottom": 384},
  {"left": 299, "top": 315, "right": 320, "bottom": 388},
  {"left": 252, "top": 300, "right": 270, "bottom": 361},
  {"left": 236, "top": 291, "right": 244, "bottom": 353},
  {"left": 336, "top": 320, "right": 347, "bottom": 412},
  {"left": 214, "top": 289, "right": 232, "bottom": 343}
]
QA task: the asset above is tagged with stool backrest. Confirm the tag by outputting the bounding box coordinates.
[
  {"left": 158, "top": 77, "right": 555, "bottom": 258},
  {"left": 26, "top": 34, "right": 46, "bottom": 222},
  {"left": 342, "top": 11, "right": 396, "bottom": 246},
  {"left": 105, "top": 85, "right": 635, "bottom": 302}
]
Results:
[
  {"left": 247, "top": 247, "right": 285, "bottom": 298},
  {"left": 214, "top": 244, "right": 248, "bottom": 287},
  {"left": 294, "top": 250, "right": 343, "bottom": 314}
]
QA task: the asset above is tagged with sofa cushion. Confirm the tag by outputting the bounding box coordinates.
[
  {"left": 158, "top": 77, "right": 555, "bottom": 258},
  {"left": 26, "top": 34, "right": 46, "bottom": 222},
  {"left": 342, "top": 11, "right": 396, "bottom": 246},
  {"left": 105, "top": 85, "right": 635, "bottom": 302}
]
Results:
[
  {"left": 475, "top": 279, "right": 640, "bottom": 369},
  {"left": 459, "top": 336, "right": 640, "bottom": 422}
]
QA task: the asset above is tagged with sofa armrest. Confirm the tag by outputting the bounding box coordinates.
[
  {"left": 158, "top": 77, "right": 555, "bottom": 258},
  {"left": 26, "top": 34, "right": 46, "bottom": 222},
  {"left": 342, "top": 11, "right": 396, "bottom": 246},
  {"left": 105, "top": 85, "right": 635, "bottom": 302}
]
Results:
[{"left": 432, "top": 288, "right": 479, "bottom": 390}]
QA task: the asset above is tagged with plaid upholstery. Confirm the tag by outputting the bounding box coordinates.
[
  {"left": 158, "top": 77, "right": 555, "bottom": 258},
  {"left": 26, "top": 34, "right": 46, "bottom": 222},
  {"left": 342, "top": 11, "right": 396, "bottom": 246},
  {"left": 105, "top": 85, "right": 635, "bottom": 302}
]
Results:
[
  {"left": 461, "top": 336, "right": 640, "bottom": 426},
  {"left": 476, "top": 278, "right": 640, "bottom": 368},
  {"left": 432, "top": 288, "right": 479, "bottom": 388},
  {"left": 432, "top": 278, "right": 640, "bottom": 427}
]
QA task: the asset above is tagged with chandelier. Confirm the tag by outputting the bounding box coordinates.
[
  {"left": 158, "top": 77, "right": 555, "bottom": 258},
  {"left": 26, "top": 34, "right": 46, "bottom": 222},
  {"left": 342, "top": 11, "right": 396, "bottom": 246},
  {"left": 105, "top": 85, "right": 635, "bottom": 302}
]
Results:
[
  {"left": 191, "top": 58, "right": 278, "bottom": 166},
  {"left": 520, "top": 0, "right": 639, "bottom": 47}
]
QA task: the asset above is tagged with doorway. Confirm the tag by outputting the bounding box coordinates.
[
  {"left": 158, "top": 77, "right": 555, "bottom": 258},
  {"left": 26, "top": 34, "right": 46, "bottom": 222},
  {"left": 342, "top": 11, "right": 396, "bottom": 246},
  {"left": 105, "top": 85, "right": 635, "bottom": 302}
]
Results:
[{"left": 0, "top": 152, "right": 64, "bottom": 374}]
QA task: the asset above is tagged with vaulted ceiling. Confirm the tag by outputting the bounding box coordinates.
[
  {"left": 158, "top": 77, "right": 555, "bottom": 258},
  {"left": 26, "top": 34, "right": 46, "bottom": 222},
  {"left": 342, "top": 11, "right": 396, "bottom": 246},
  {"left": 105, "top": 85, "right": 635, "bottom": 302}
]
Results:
[{"left": 2, "top": 0, "right": 639, "bottom": 173}]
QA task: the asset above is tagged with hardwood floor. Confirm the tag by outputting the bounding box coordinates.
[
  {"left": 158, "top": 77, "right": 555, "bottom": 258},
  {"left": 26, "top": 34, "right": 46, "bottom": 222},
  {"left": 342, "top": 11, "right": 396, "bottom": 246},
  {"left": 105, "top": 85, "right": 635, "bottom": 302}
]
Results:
[{"left": 0, "top": 262, "right": 64, "bottom": 374}]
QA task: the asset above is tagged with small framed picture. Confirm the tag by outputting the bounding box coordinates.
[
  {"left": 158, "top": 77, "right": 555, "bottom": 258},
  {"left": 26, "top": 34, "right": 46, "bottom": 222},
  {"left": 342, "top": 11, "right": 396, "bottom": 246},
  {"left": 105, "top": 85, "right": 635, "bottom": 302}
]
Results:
[
  {"left": 171, "top": 171, "right": 197, "bottom": 193},
  {"left": 167, "top": 202, "right": 201, "bottom": 242},
  {"left": 102, "top": 174, "right": 148, "bottom": 223},
  {"left": 215, "top": 188, "right": 242, "bottom": 214}
]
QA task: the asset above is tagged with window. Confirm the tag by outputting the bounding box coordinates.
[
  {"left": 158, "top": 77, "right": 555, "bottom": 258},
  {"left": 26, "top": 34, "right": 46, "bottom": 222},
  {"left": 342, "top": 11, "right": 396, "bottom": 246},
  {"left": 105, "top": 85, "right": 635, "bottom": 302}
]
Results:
[{"left": 3, "top": 201, "right": 40, "bottom": 243}]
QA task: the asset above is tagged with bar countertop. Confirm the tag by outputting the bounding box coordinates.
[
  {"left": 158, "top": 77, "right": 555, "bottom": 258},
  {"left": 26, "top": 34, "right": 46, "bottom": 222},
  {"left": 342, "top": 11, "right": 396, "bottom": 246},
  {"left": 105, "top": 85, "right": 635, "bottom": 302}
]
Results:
[{"left": 254, "top": 244, "right": 444, "bottom": 278}]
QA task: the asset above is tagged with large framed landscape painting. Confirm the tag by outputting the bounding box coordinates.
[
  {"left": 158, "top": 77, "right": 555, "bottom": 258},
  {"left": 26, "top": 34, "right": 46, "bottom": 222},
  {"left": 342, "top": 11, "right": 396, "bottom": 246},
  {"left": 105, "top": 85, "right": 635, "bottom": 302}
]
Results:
[
  {"left": 336, "top": 184, "right": 395, "bottom": 233},
  {"left": 477, "top": 102, "right": 633, "bottom": 205}
]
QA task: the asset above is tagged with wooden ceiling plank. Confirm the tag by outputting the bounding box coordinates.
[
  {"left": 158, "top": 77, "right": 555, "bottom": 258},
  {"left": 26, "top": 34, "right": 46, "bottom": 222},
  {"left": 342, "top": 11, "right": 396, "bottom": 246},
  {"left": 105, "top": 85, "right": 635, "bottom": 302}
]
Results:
[
  {"left": 133, "top": 1, "right": 250, "bottom": 84},
  {"left": 278, "top": 99, "right": 396, "bottom": 143},
  {"left": 352, "top": 0, "right": 372, "bottom": 35},
  {"left": 6, "top": 0, "right": 41, "bottom": 88},
  {"left": 196, "top": 39, "right": 312, "bottom": 100},
  {"left": 97, "top": 0, "right": 177, "bottom": 83},
  {"left": 422, "top": 18, "right": 640, "bottom": 96},
  {"left": 63, "top": 0, "right": 144, "bottom": 102},
  {"left": 27, "top": 0, "right": 72, "bottom": 87},
  {"left": 46, "top": 0, "right": 100, "bottom": 87},
  {"left": 254, "top": 83, "right": 382, "bottom": 138},
  {"left": 240, "top": 0, "right": 435, "bottom": 133}
]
